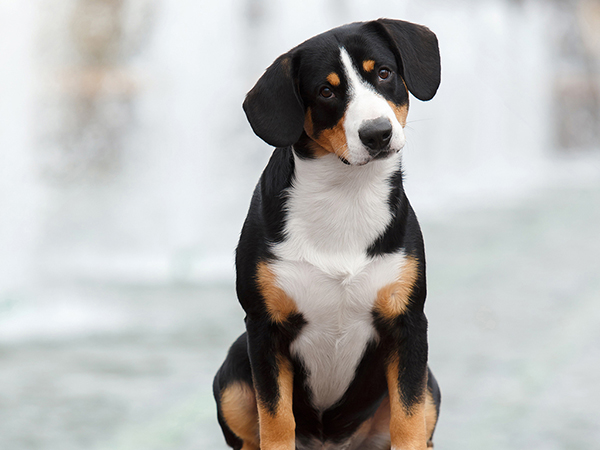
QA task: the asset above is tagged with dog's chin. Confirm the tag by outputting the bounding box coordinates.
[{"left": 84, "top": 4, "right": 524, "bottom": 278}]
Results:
[{"left": 341, "top": 147, "right": 399, "bottom": 166}]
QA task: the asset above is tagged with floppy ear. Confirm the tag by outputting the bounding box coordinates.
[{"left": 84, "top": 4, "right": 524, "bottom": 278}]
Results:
[
  {"left": 375, "top": 18, "right": 441, "bottom": 101},
  {"left": 243, "top": 53, "right": 305, "bottom": 147}
]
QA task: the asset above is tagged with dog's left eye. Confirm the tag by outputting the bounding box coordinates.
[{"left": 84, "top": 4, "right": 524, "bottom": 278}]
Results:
[
  {"left": 378, "top": 68, "right": 392, "bottom": 80},
  {"left": 319, "top": 86, "right": 334, "bottom": 98}
]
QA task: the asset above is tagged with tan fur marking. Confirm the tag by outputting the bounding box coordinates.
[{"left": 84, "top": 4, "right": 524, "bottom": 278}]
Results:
[
  {"left": 257, "top": 356, "right": 295, "bottom": 449},
  {"left": 375, "top": 255, "right": 419, "bottom": 319},
  {"left": 256, "top": 262, "right": 298, "bottom": 324},
  {"left": 221, "top": 382, "right": 260, "bottom": 449},
  {"left": 327, "top": 72, "right": 341, "bottom": 86},
  {"left": 363, "top": 59, "right": 376, "bottom": 72},
  {"left": 425, "top": 388, "right": 438, "bottom": 447},
  {"left": 304, "top": 108, "right": 314, "bottom": 136},
  {"left": 304, "top": 110, "right": 329, "bottom": 158},
  {"left": 387, "top": 101, "right": 409, "bottom": 128},
  {"left": 318, "top": 117, "right": 349, "bottom": 159},
  {"left": 387, "top": 355, "right": 427, "bottom": 450},
  {"left": 304, "top": 109, "right": 349, "bottom": 159}
]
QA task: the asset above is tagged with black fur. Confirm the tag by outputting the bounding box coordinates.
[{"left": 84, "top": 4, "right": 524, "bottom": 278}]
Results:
[
  {"left": 243, "top": 55, "right": 305, "bottom": 147},
  {"left": 374, "top": 19, "right": 441, "bottom": 101}
]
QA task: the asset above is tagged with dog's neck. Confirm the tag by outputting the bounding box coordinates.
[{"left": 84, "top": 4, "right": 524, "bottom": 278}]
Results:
[{"left": 274, "top": 149, "right": 401, "bottom": 274}]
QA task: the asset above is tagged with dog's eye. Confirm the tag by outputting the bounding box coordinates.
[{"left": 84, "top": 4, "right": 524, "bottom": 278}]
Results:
[
  {"left": 378, "top": 68, "right": 391, "bottom": 80},
  {"left": 320, "top": 86, "right": 334, "bottom": 98}
]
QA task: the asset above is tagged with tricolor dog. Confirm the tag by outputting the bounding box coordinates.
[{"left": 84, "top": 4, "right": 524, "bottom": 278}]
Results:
[{"left": 214, "top": 19, "right": 442, "bottom": 450}]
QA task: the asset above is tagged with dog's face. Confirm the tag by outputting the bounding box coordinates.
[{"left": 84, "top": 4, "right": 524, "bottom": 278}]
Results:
[
  {"left": 243, "top": 19, "right": 441, "bottom": 166},
  {"left": 299, "top": 39, "right": 408, "bottom": 166}
]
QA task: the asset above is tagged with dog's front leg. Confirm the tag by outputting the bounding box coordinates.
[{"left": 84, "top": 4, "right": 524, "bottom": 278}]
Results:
[
  {"left": 375, "top": 254, "right": 431, "bottom": 449},
  {"left": 246, "top": 318, "right": 295, "bottom": 450},
  {"left": 386, "top": 348, "right": 428, "bottom": 450}
]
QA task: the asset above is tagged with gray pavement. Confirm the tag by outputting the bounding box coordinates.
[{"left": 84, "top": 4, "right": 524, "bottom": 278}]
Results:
[{"left": 1, "top": 185, "right": 599, "bottom": 450}]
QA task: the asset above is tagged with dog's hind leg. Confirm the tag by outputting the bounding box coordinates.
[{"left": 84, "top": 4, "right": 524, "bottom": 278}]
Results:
[{"left": 213, "top": 333, "right": 260, "bottom": 450}]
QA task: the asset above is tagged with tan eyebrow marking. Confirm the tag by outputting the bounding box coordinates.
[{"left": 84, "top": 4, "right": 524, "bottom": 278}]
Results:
[
  {"left": 363, "top": 60, "right": 375, "bottom": 72},
  {"left": 327, "top": 72, "right": 340, "bottom": 86}
]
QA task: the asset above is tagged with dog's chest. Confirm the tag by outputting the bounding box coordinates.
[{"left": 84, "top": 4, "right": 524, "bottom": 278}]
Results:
[
  {"left": 271, "top": 252, "right": 405, "bottom": 411},
  {"left": 270, "top": 153, "right": 403, "bottom": 411}
]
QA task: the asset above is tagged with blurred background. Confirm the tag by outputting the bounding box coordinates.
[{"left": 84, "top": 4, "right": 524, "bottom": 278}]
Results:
[{"left": 1, "top": 0, "right": 599, "bottom": 448}]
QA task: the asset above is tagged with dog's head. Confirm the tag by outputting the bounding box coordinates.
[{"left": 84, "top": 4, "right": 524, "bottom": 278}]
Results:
[{"left": 243, "top": 19, "right": 441, "bottom": 166}]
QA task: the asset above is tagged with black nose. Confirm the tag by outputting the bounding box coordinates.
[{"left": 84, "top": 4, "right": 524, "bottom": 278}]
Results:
[{"left": 358, "top": 118, "right": 393, "bottom": 153}]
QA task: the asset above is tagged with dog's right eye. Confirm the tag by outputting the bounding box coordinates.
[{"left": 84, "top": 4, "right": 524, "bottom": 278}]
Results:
[
  {"left": 319, "top": 87, "right": 334, "bottom": 98},
  {"left": 378, "top": 68, "right": 392, "bottom": 80}
]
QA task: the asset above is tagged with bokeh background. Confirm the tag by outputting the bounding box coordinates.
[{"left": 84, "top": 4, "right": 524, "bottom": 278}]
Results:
[{"left": 1, "top": 0, "right": 600, "bottom": 449}]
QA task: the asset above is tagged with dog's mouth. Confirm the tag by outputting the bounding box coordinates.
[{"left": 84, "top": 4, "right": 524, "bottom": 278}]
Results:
[
  {"left": 370, "top": 148, "right": 396, "bottom": 161},
  {"left": 339, "top": 147, "right": 398, "bottom": 166}
]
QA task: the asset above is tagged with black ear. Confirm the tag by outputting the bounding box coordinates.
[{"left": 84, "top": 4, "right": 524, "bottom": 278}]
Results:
[
  {"left": 243, "top": 53, "right": 305, "bottom": 147},
  {"left": 375, "top": 19, "right": 441, "bottom": 101}
]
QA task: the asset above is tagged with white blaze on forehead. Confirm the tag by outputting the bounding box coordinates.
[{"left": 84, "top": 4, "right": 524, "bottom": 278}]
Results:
[{"left": 339, "top": 47, "right": 405, "bottom": 165}]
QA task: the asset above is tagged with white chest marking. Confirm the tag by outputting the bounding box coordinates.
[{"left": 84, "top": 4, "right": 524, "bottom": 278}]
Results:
[{"left": 271, "top": 153, "right": 406, "bottom": 411}]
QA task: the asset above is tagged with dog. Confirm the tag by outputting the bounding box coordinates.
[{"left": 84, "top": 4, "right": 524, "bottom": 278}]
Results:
[{"left": 213, "top": 18, "right": 442, "bottom": 450}]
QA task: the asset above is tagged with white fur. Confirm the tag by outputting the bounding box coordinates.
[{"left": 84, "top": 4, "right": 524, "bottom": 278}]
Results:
[
  {"left": 271, "top": 152, "right": 408, "bottom": 411},
  {"left": 340, "top": 48, "right": 406, "bottom": 166}
]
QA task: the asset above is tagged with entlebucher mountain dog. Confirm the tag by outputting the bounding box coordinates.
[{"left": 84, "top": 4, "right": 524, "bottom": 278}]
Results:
[{"left": 214, "top": 18, "right": 442, "bottom": 450}]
